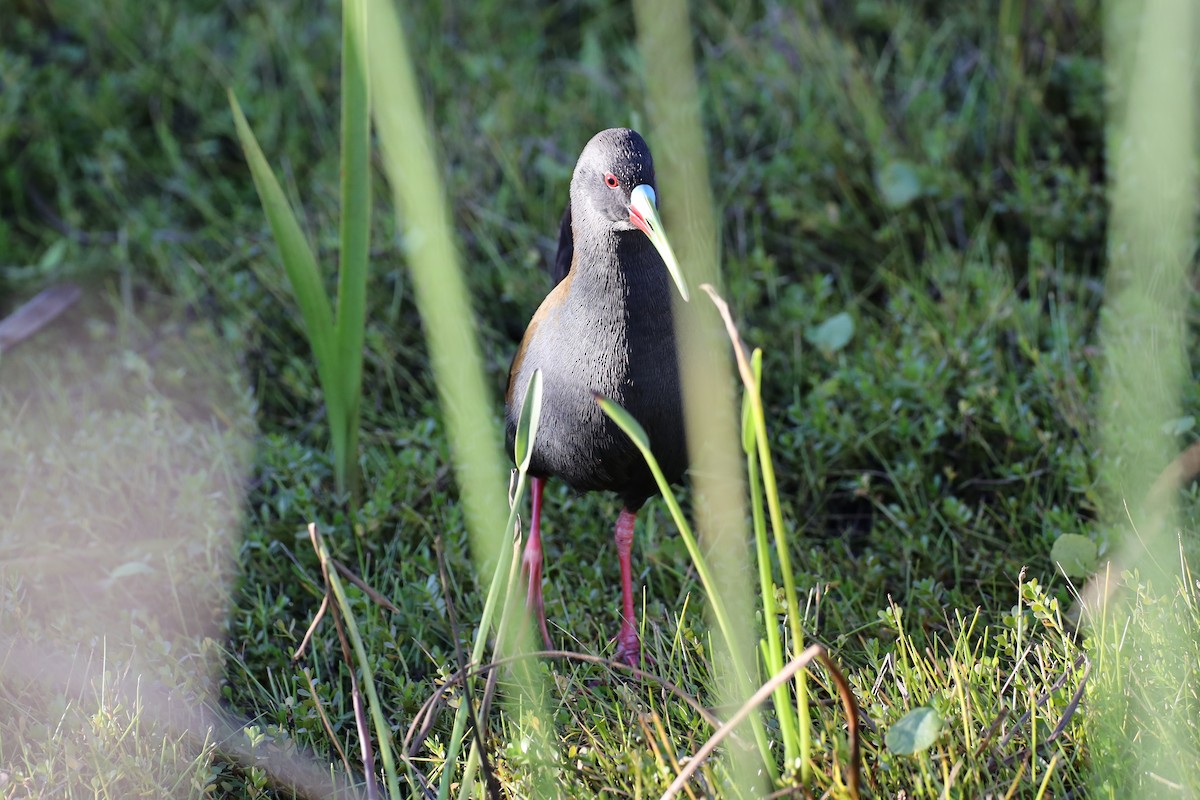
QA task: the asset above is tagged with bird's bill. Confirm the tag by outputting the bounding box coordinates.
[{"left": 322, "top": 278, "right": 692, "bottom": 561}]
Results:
[{"left": 628, "top": 184, "right": 690, "bottom": 302}]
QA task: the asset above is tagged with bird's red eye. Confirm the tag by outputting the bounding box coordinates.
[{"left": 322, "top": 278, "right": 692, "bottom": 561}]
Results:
[{"left": 604, "top": 172, "right": 620, "bottom": 188}]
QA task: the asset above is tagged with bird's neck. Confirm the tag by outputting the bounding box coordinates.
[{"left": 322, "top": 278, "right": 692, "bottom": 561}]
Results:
[{"left": 570, "top": 228, "right": 672, "bottom": 304}]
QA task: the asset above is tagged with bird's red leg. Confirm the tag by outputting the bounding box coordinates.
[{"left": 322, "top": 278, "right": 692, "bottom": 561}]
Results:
[
  {"left": 521, "top": 476, "right": 553, "bottom": 649},
  {"left": 613, "top": 507, "right": 643, "bottom": 666}
]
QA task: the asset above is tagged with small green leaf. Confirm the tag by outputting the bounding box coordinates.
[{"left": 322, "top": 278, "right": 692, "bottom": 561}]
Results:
[
  {"left": 331, "top": 0, "right": 372, "bottom": 496},
  {"left": 514, "top": 369, "right": 544, "bottom": 471},
  {"left": 806, "top": 312, "right": 855, "bottom": 355},
  {"left": 38, "top": 239, "right": 68, "bottom": 271},
  {"left": 1051, "top": 533, "right": 1098, "bottom": 578},
  {"left": 877, "top": 159, "right": 923, "bottom": 209},
  {"left": 741, "top": 350, "right": 763, "bottom": 456},
  {"left": 1162, "top": 415, "right": 1195, "bottom": 436},
  {"left": 886, "top": 706, "right": 943, "bottom": 754}
]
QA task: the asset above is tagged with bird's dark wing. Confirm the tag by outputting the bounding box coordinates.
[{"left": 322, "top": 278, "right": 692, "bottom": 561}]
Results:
[
  {"left": 504, "top": 273, "right": 573, "bottom": 452},
  {"left": 550, "top": 200, "right": 573, "bottom": 286}
]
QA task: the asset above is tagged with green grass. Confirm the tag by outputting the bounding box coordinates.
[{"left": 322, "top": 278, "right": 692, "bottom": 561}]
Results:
[{"left": 2, "top": 0, "right": 1198, "bottom": 797}]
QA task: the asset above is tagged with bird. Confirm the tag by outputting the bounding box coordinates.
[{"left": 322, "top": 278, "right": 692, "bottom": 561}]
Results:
[{"left": 504, "top": 127, "right": 690, "bottom": 666}]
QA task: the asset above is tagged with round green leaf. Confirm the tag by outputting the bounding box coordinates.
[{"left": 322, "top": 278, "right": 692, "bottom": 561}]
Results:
[
  {"left": 1051, "top": 533, "right": 1098, "bottom": 578},
  {"left": 886, "top": 706, "right": 943, "bottom": 754},
  {"left": 38, "top": 239, "right": 69, "bottom": 271},
  {"left": 876, "top": 159, "right": 923, "bottom": 209},
  {"left": 805, "top": 312, "right": 855, "bottom": 355}
]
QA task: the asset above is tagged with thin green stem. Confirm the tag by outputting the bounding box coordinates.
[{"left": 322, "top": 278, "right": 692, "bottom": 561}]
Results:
[
  {"left": 312, "top": 525, "right": 403, "bottom": 799},
  {"left": 748, "top": 424, "right": 799, "bottom": 766},
  {"left": 749, "top": 368, "right": 811, "bottom": 776},
  {"left": 704, "top": 285, "right": 812, "bottom": 780}
]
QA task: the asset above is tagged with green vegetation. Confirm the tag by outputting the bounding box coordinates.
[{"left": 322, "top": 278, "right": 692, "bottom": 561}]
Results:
[{"left": 2, "top": 0, "right": 1197, "bottom": 797}]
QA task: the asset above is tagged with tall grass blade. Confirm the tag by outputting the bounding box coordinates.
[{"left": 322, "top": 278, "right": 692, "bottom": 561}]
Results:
[
  {"left": 632, "top": 0, "right": 763, "bottom": 791},
  {"left": 703, "top": 283, "right": 811, "bottom": 777},
  {"left": 228, "top": 91, "right": 345, "bottom": 485},
  {"left": 1092, "top": 0, "right": 1196, "bottom": 793},
  {"left": 362, "top": 0, "right": 557, "bottom": 789},
  {"left": 594, "top": 396, "right": 739, "bottom": 660},
  {"left": 334, "top": 0, "right": 372, "bottom": 497},
  {"left": 361, "top": 0, "right": 508, "bottom": 581},
  {"left": 743, "top": 349, "right": 800, "bottom": 767}
]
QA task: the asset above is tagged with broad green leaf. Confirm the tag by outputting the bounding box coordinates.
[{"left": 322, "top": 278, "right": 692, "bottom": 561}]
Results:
[
  {"left": 1051, "top": 533, "right": 1098, "bottom": 578},
  {"left": 514, "top": 369, "right": 544, "bottom": 471},
  {"left": 806, "top": 312, "right": 855, "bottom": 355},
  {"left": 886, "top": 706, "right": 943, "bottom": 754},
  {"left": 876, "top": 159, "right": 923, "bottom": 209}
]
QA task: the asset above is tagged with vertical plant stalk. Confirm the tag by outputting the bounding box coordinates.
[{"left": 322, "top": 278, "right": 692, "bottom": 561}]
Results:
[
  {"left": 743, "top": 351, "right": 801, "bottom": 767},
  {"left": 362, "top": 0, "right": 509, "bottom": 564},
  {"left": 703, "top": 284, "right": 812, "bottom": 776},
  {"left": 362, "top": 2, "right": 553, "bottom": 792},
  {"left": 334, "top": 0, "right": 372, "bottom": 500},
  {"left": 632, "top": 0, "right": 763, "bottom": 792},
  {"left": 1092, "top": 0, "right": 1196, "bottom": 792}
]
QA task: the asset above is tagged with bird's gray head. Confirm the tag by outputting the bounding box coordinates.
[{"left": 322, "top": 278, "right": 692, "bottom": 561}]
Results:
[
  {"left": 567, "top": 127, "right": 689, "bottom": 301},
  {"left": 570, "top": 128, "right": 657, "bottom": 231}
]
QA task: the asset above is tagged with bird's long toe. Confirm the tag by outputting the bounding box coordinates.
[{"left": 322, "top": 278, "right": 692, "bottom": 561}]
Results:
[
  {"left": 521, "top": 549, "right": 554, "bottom": 649},
  {"left": 613, "top": 622, "right": 648, "bottom": 668}
]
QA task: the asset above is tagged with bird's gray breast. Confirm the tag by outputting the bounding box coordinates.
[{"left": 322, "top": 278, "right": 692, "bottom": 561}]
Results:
[{"left": 520, "top": 279, "right": 679, "bottom": 493}]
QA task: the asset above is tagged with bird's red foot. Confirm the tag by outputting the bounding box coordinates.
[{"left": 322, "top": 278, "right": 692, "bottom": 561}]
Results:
[
  {"left": 614, "top": 621, "right": 651, "bottom": 668},
  {"left": 521, "top": 546, "right": 554, "bottom": 650},
  {"left": 521, "top": 477, "right": 554, "bottom": 650}
]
